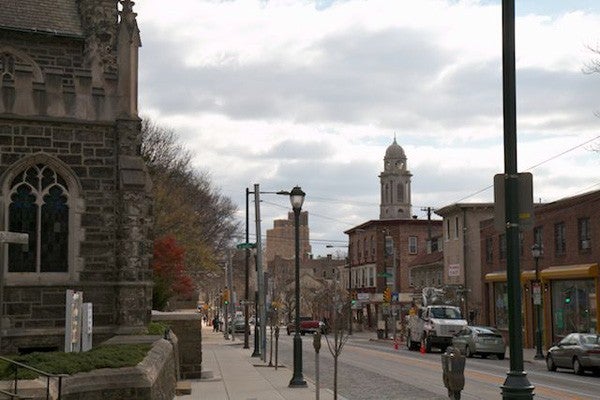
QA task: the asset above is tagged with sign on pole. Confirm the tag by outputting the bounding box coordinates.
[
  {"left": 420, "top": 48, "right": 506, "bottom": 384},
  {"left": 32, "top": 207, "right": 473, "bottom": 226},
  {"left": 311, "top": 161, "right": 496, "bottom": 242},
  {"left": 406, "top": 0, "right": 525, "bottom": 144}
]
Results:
[{"left": 493, "top": 172, "right": 534, "bottom": 232}]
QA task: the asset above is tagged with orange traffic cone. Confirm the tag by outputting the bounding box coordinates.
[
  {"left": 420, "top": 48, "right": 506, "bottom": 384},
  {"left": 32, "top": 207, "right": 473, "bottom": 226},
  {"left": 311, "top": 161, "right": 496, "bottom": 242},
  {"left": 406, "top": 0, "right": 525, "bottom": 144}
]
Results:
[
  {"left": 420, "top": 342, "right": 426, "bottom": 354},
  {"left": 394, "top": 338, "right": 399, "bottom": 350}
]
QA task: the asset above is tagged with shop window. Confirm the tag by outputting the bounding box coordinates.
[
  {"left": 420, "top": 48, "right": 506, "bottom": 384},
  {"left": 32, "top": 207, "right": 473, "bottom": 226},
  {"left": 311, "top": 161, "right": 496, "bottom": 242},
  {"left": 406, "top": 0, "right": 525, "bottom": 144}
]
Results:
[
  {"left": 578, "top": 218, "right": 591, "bottom": 251},
  {"left": 554, "top": 222, "right": 566, "bottom": 256},
  {"left": 494, "top": 282, "right": 508, "bottom": 329},
  {"left": 551, "top": 279, "right": 596, "bottom": 341},
  {"left": 485, "top": 237, "right": 493, "bottom": 264},
  {"left": 499, "top": 234, "right": 507, "bottom": 260},
  {"left": 368, "top": 267, "right": 374, "bottom": 287}
]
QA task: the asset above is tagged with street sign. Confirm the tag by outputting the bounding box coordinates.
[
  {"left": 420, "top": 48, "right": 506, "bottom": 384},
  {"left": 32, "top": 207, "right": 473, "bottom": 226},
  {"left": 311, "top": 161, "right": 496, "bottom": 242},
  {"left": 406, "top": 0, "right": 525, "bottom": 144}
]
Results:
[
  {"left": 493, "top": 172, "right": 534, "bottom": 232},
  {"left": 236, "top": 242, "right": 256, "bottom": 249},
  {"left": 377, "top": 272, "right": 392, "bottom": 278},
  {"left": 448, "top": 264, "right": 460, "bottom": 277},
  {"left": 392, "top": 292, "right": 399, "bottom": 302}
]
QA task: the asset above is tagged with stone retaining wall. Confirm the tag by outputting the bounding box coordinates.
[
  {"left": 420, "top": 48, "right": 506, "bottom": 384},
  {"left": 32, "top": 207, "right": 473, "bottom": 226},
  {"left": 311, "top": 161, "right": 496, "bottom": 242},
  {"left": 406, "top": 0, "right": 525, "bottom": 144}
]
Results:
[{"left": 59, "top": 338, "right": 176, "bottom": 400}]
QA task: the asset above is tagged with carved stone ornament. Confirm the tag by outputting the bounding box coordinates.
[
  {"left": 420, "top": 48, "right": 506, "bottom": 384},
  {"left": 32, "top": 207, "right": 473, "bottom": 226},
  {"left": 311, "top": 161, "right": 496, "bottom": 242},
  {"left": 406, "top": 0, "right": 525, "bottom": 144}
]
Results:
[{"left": 78, "top": 0, "right": 118, "bottom": 74}]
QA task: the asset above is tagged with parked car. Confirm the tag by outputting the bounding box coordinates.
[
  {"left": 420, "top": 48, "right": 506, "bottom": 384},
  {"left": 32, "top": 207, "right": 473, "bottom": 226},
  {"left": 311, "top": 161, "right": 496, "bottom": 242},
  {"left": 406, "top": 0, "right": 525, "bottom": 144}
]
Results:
[
  {"left": 451, "top": 326, "right": 506, "bottom": 359},
  {"left": 546, "top": 333, "right": 600, "bottom": 375},
  {"left": 229, "top": 317, "right": 246, "bottom": 333},
  {"left": 287, "top": 317, "right": 326, "bottom": 335}
]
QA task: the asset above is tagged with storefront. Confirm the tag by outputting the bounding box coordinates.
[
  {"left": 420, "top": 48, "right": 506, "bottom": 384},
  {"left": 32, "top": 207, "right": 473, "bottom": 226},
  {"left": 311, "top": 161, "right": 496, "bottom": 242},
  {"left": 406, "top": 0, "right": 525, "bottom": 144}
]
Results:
[
  {"left": 540, "top": 264, "right": 599, "bottom": 347},
  {"left": 485, "top": 264, "right": 599, "bottom": 349}
]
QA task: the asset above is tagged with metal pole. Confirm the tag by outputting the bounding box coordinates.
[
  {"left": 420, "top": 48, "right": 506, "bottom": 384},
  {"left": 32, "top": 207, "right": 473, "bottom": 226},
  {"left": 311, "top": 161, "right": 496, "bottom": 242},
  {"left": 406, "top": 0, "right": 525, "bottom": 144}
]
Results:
[
  {"left": 244, "top": 188, "right": 250, "bottom": 349},
  {"left": 252, "top": 290, "right": 260, "bottom": 357},
  {"left": 228, "top": 250, "right": 235, "bottom": 341},
  {"left": 534, "top": 255, "right": 544, "bottom": 359},
  {"left": 254, "top": 184, "right": 267, "bottom": 362},
  {"left": 289, "top": 205, "right": 306, "bottom": 387},
  {"left": 501, "top": 0, "right": 534, "bottom": 397},
  {"left": 348, "top": 258, "right": 353, "bottom": 335},
  {"left": 392, "top": 241, "right": 397, "bottom": 342}
]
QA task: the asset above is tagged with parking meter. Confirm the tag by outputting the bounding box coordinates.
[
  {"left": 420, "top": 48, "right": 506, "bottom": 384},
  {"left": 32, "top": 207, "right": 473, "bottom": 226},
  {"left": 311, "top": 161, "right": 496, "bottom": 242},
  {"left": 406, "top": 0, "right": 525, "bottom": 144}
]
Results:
[
  {"left": 441, "top": 346, "right": 465, "bottom": 400},
  {"left": 313, "top": 331, "right": 322, "bottom": 353}
]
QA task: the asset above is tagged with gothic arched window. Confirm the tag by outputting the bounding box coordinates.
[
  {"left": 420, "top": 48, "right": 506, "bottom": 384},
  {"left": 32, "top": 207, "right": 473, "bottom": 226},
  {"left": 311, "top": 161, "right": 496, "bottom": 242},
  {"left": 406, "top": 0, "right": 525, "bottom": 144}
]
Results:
[{"left": 8, "top": 164, "right": 69, "bottom": 273}]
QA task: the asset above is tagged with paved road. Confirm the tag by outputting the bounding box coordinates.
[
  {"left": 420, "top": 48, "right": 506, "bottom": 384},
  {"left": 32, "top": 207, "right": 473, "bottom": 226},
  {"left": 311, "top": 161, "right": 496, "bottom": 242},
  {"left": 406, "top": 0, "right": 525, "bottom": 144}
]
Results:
[{"left": 271, "top": 332, "right": 600, "bottom": 400}]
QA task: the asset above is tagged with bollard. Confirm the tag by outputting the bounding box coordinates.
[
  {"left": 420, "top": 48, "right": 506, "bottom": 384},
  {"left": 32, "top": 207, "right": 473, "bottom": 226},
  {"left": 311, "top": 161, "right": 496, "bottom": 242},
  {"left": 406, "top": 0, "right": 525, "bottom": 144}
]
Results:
[
  {"left": 441, "top": 346, "right": 466, "bottom": 400},
  {"left": 313, "top": 331, "right": 322, "bottom": 400}
]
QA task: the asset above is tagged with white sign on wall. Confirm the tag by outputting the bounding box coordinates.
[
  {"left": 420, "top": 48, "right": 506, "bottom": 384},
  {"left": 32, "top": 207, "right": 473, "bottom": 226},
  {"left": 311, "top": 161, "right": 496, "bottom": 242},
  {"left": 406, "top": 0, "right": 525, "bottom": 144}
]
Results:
[{"left": 448, "top": 264, "right": 461, "bottom": 277}]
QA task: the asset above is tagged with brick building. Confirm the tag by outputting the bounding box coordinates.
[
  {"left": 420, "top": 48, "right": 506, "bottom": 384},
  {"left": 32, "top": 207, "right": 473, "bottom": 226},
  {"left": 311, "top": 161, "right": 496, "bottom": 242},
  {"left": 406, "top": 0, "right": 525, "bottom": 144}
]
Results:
[
  {"left": 265, "top": 211, "right": 311, "bottom": 263},
  {"left": 481, "top": 190, "right": 600, "bottom": 348},
  {"left": 435, "top": 203, "right": 494, "bottom": 324},
  {"left": 0, "top": 1, "right": 153, "bottom": 352}
]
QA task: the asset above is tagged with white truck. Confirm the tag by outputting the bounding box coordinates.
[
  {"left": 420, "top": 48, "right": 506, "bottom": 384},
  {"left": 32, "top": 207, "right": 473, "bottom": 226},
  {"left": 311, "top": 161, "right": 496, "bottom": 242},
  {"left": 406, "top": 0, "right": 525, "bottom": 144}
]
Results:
[{"left": 405, "top": 287, "right": 468, "bottom": 353}]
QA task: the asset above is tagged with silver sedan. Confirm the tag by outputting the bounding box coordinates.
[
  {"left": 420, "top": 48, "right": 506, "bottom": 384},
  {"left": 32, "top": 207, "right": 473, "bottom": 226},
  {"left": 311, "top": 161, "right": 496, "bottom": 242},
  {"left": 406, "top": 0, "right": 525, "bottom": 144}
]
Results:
[
  {"left": 451, "top": 326, "right": 506, "bottom": 359},
  {"left": 546, "top": 333, "right": 600, "bottom": 375}
]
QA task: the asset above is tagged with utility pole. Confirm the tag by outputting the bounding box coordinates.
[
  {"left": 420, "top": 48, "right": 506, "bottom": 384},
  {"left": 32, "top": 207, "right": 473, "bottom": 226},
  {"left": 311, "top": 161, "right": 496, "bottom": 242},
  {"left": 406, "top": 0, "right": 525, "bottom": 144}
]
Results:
[
  {"left": 254, "top": 183, "right": 267, "bottom": 362},
  {"left": 244, "top": 188, "right": 250, "bottom": 349}
]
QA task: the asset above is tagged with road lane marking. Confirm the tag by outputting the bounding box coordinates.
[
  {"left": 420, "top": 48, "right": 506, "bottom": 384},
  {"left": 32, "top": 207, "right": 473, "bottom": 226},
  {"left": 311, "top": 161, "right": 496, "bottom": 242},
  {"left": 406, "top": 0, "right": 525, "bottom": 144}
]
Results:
[{"left": 344, "top": 344, "right": 598, "bottom": 400}]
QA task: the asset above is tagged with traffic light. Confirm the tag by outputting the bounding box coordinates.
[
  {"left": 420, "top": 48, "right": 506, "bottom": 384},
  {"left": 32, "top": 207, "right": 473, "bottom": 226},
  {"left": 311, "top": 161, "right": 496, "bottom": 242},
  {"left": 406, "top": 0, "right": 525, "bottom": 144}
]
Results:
[
  {"left": 351, "top": 291, "right": 357, "bottom": 306},
  {"left": 223, "top": 288, "right": 230, "bottom": 305},
  {"left": 383, "top": 287, "right": 391, "bottom": 303}
]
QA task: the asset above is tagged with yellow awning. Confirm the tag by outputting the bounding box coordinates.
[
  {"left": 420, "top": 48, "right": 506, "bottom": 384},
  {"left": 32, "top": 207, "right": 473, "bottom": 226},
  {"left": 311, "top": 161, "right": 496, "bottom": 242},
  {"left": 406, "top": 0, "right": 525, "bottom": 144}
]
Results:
[
  {"left": 484, "top": 270, "right": 539, "bottom": 283},
  {"left": 485, "top": 271, "right": 506, "bottom": 282},
  {"left": 540, "top": 264, "right": 598, "bottom": 280}
]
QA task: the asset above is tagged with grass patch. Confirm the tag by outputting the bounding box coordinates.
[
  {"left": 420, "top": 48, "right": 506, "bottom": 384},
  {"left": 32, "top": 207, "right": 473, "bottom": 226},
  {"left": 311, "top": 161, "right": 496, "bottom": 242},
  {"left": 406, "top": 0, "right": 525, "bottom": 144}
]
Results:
[
  {"left": 147, "top": 321, "right": 169, "bottom": 336},
  {"left": 0, "top": 344, "right": 152, "bottom": 380}
]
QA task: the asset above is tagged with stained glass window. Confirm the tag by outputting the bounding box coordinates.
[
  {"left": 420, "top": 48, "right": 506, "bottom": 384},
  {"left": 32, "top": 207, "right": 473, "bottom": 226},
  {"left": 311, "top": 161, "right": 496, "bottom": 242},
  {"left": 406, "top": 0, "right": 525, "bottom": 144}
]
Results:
[{"left": 8, "top": 164, "right": 69, "bottom": 273}]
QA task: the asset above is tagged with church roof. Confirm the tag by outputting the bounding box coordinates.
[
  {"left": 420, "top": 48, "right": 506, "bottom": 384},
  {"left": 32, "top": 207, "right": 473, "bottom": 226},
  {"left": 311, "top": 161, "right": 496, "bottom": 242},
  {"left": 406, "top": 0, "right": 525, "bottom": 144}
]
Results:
[
  {"left": 0, "top": 0, "right": 83, "bottom": 37},
  {"left": 385, "top": 138, "right": 405, "bottom": 159}
]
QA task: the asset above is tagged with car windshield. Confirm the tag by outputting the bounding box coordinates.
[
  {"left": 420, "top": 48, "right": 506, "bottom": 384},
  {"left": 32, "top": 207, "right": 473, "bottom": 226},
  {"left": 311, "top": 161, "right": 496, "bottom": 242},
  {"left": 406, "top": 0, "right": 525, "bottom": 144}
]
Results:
[
  {"left": 580, "top": 334, "right": 600, "bottom": 345},
  {"left": 430, "top": 307, "right": 462, "bottom": 319}
]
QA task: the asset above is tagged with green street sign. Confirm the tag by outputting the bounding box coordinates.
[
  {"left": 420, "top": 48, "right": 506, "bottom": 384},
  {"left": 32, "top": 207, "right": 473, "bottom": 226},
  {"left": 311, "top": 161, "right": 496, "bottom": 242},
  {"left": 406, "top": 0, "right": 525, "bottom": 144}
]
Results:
[
  {"left": 377, "top": 272, "right": 392, "bottom": 278},
  {"left": 236, "top": 242, "right": 256, "bottom": 249}
]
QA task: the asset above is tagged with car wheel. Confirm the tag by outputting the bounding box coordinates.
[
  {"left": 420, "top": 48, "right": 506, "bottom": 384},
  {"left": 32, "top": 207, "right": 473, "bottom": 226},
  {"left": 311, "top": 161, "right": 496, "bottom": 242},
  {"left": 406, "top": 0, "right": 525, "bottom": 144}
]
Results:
[
  {"left": 481, "top": 353, "right": 488, "bottom": 359},
  {"left": 301, "top": 331, "right": 305, "bottom": 336},
  {"left": 465, "top": 345, "right": 473, "bottom": 358},
  {"left": 497, "top": 353, "right": 505, "bottom": 360},
  {"left": 573, "top": 357, "right": 584, "bottom": 375},
  {"left": 546, "top": 355, "right": 557, "bottom": 371}
]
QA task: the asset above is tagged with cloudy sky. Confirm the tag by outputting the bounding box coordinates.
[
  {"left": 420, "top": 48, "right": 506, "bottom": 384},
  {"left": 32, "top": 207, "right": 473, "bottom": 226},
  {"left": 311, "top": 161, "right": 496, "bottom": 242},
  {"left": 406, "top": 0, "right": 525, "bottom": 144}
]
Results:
[{"left": 135, "top": 0, "right": 600, "bottom": 257}]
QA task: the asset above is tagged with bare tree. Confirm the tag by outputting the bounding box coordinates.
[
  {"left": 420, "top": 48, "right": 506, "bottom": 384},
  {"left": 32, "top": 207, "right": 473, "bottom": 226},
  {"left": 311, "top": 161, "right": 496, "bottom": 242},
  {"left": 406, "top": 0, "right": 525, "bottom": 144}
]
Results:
[
  {"left": 583, "top": 45, "right": 600, "bottom": 153},
  {"left": 318, "top": 281, "right": 350, "bottom": 400}
]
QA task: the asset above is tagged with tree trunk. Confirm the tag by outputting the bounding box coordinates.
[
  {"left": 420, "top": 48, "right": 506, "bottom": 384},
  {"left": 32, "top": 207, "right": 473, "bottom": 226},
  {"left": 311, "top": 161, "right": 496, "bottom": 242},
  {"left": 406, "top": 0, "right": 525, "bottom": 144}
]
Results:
[{"left": 334, "top": 355, "right": 338, "bottom": 400}]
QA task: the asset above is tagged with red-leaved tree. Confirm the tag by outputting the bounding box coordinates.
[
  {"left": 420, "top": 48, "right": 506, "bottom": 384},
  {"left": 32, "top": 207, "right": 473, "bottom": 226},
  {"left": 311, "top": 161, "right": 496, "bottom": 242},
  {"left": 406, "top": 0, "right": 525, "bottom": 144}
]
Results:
[{"left": 152, "top": 235, "right": 196, "bottom": 310}]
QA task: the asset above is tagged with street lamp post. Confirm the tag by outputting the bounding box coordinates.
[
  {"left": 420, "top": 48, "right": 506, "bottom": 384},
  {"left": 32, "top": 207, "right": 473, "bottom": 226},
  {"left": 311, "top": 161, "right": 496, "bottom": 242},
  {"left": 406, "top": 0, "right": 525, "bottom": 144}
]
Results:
[
  {"left": 288, "top": 186, "right": 307, "bottom": 388},
  {"left": 532, "top": 243, "right": 544, "bottom": 360}
]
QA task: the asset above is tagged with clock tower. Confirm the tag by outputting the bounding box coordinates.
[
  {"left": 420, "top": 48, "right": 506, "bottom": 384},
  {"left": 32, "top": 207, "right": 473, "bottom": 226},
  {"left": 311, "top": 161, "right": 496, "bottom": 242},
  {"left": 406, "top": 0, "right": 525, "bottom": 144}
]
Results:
[{"left": 379, "top": 137, "right": 412, "bottom": 219}]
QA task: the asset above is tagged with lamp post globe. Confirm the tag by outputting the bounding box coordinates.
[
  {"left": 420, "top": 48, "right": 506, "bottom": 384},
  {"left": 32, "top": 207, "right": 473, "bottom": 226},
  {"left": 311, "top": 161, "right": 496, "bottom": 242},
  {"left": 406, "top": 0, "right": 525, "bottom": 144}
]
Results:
[{"left": 288, "top": 186, "right": 307, "bottom": 388}]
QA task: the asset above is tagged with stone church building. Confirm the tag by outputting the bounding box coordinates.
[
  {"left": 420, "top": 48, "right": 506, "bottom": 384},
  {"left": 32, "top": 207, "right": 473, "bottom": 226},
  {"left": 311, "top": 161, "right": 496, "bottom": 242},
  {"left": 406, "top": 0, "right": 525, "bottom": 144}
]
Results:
[{"left": 0, "top": 0, "right": 153, "bottom": 353}]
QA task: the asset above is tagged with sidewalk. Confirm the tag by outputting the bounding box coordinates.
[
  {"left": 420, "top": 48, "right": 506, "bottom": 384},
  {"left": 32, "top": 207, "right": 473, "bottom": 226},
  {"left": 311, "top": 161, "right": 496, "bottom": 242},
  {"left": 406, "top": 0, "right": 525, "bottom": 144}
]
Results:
[
  {"left": 176, "top": 326, "right": 340, "bottom": 400},
  {"left": 176, "top": 326, "right": 545, "bottom": 399}
]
